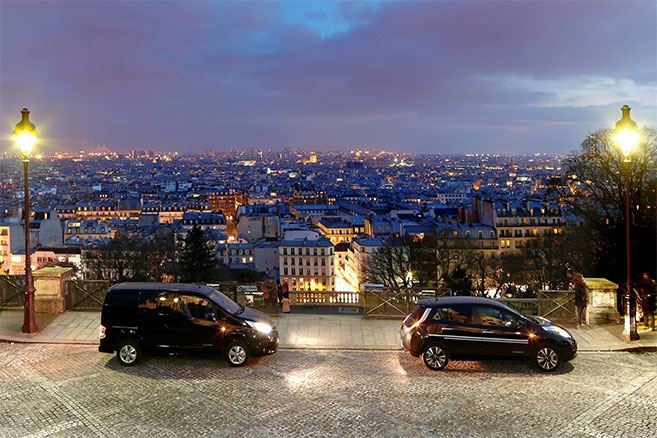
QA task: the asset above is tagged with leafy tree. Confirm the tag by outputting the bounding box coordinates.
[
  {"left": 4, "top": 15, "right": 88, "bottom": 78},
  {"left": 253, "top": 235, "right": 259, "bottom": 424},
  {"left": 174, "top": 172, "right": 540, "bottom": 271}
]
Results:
[
  {"left": 561, "top": 128, "right": 657, "bottom": 283},
  {"left": 179, "top": 225, "right": 218, "bottom": 283}
]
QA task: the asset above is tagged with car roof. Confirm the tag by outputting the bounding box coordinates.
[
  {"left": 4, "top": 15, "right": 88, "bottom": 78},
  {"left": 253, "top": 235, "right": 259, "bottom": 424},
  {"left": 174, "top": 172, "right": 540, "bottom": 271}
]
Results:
[
  {"left": 417, "top": 296, "right": 507, "bottom": 307},
  {"left": 109, "top": 282, "right": 217, "bottom": 296}
]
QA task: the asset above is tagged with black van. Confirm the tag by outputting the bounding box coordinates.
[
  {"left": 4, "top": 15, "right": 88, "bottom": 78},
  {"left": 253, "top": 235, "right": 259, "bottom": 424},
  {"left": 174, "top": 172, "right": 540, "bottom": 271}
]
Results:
[{"left": 99, "top": 283, "right": 278, "bottom": 367}]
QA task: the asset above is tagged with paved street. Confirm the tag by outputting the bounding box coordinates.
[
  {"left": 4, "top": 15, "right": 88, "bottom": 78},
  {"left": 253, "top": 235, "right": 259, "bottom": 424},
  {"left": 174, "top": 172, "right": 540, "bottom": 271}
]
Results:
[{"left": 0, "top": 344, "right": 655, "bottom": 438}]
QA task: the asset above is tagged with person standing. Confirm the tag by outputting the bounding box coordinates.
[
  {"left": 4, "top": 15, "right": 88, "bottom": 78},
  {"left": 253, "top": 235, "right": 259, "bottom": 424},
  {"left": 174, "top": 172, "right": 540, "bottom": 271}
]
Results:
[
  {"left": 276, "top": 282, "right": 283, "bottom": 305},
  {"left": 281, "top": 281, "right": 291, "bottom": 314},
  {"left": 638, "top": 272, "right": 656, "bottom": 331},
  {"left": 574, "top": 274, "right": 588, "bottom": 329}
]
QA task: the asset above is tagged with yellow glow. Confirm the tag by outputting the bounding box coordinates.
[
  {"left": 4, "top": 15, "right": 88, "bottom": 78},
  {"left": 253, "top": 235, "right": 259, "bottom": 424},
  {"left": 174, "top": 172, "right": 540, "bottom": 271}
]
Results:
[
  {"left": 16, "top": 132, "right": 36, "bottom": 156},
  {"left": 615, "top": 130, "right": 639, "bottom": 157}
]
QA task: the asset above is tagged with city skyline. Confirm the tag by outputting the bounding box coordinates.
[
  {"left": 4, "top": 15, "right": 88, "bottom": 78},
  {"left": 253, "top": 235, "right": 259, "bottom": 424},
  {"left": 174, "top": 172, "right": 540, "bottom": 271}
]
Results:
[{"left": 1, "top": 1, "right": 655, "bottom": 155}]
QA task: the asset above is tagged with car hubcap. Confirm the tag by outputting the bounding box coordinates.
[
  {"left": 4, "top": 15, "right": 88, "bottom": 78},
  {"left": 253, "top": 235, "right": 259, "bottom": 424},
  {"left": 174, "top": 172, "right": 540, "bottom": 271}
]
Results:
[
  {"left": 537, "top": 347, "right": 558, "bottom": 370},
  {"left": 228, "top": 346, "right": 246, "bottom": 364},
  {"left": 425, "top": 346, "right": 446, "bottom": 369},
  {"left": 119, "top": 345, "right": 137, "bottom": 364}
]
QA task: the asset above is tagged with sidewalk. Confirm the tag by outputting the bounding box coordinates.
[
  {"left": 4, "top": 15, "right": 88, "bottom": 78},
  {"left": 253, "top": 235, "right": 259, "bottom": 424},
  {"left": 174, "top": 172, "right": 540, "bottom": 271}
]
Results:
[{"left": 1, "top": 309, "right": 656, "bottom": 352}]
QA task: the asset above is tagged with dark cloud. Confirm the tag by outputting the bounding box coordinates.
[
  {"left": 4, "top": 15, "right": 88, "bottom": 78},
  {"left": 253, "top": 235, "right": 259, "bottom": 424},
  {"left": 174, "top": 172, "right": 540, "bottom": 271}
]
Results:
[{"left": 1, "top": 1, "right": 655, "bottom": 154}]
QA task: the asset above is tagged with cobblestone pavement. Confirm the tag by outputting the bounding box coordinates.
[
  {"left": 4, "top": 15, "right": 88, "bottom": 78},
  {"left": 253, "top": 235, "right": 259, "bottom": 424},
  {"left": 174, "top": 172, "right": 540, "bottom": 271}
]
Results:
[{"left": 0, "top": 344, "right": 655, "bottom": 438}]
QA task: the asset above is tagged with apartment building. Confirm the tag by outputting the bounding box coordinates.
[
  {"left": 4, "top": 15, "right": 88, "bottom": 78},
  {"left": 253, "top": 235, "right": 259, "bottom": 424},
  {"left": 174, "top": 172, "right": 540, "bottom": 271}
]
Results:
[
  {"left": 279, "top": 237, "right": 335, "bottom": 291},
  {"left": 316, "top": 217, "right": 357, "bottom": 245},
  {"left": 475, "top": 199, "right": 565, "bottom": 254},
  {"left": 345, "top": 237, "right": 385, "bottom": 291}
]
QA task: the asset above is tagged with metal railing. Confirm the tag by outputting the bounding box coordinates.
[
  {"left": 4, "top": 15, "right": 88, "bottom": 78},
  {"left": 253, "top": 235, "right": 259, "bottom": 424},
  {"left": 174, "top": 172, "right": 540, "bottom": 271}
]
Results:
[
  {"left": 537, "top": 290, "right": 575, "bottom": 321},
  {"left": 31, "top": 278, "right": 576, "bottom": 323},
  {"left": 0, "top": 275, "right": 25, "bottom": 308},
  {"left": 362, "top": 287, "right": 452, "bottom": 318},
  {"left": 495, "top": 298, "right": 538, "bottom": 316},
  {"left": 67, "top": 280, "right": 111, "bottom": 310}
]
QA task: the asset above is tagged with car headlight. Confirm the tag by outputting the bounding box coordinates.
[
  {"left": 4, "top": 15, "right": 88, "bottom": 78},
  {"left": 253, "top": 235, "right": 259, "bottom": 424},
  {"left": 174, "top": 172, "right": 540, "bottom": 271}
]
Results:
[
  {"left": 247, "top": 321, "right": 273, "bottom": 334},
  {"left": 544, "top": 325, "right": 571, "bottom": 339}
]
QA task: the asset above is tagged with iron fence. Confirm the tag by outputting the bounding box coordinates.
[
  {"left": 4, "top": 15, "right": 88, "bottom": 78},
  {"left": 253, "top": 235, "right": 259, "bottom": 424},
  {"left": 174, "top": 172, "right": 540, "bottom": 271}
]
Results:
[
  {"left": 495, "top": 298, "right": 538, "bottom": 316},
  {"left": 67, "top": 280, "right": 111, "bottom": 310},
  {"left": 0, "top": 275, "right": 25, "bottom": 308},
  {"left": 537, "top": 290, "right": 576, "bottom": 321},
  {"left": 362, "top": 287, "right": 452, "bottom": 318}
]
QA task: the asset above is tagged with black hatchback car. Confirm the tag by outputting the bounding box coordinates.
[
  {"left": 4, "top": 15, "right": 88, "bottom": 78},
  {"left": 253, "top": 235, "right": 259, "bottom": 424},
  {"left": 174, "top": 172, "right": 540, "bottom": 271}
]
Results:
[
  {"left": 99, "top": 283, "right": 278, "bottom": 367},
  {"left": 400, "top": 296, "right": 576, "bottom": 372}
]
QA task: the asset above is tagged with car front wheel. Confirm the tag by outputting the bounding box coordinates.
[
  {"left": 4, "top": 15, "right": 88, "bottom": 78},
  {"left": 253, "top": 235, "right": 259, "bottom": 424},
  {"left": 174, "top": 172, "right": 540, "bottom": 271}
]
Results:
[
  {"left": 225, "top": 341, "right": 250, "bottom": 367},
  {"left": 422, "top": 342, "right": 449, "bottom": 371},
  {"left": 117, "top": 339, "right": 142, "bottom": 366},
  {"left": 534, "top": 344, "right": 561, "bottom": 372}
]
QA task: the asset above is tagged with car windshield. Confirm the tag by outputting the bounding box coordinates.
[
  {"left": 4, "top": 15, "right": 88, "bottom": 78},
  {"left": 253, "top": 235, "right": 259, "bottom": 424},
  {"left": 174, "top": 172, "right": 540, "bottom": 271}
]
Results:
[{"left": 207, "top": 289, "right": 241, "bottom": 315}]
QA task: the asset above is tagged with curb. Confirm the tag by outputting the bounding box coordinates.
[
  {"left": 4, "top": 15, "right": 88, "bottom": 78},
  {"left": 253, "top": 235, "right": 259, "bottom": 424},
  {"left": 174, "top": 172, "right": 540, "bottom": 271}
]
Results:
[
  {"left": 2, "top": 336, "right": 655, "bottom": 353},
  {"left": 0, "top": 338, "right": 98, "bottom": 346}
]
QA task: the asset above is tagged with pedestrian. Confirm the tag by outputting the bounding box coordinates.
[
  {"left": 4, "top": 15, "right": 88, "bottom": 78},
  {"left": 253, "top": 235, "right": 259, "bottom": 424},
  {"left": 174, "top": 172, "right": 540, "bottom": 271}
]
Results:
[
  {"left": 574, "top": 273, "right": 588, "bottom": 329},
  {"left": 281, "top": 281, "right": 291, "bottom": 314},
  {"left": 263, "top": 281, "right": 275, "bottom": 307},
  {"left": 276, "top": 281, "right": 283, "bottom": 305},
  {"left": 638, "top": 272, "right": 656, "bottom": 331}
]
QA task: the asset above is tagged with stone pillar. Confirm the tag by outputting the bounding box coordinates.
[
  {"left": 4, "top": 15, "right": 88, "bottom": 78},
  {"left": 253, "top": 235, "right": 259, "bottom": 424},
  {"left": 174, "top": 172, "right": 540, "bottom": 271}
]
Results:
[
  {"left": 584, "top": 277, "right": 621, "bottom": 325},
  {"left": 33, "top": 267, "right": 73, "bottom": 313}
]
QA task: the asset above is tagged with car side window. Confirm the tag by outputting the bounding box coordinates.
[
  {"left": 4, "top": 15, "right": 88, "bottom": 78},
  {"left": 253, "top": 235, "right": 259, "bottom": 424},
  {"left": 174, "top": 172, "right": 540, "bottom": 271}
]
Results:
[
  {"left": 477, "top": 306, "right": 517, "bottom": 327},
  {"left": 139, "top": 291, "right": 179, "bottom": 316},
  {"left": 179, "top": 295, "right": 220, "bottom": 322},
  {"left": 436, "top": 305, "right": 474, "bottom": 324}
]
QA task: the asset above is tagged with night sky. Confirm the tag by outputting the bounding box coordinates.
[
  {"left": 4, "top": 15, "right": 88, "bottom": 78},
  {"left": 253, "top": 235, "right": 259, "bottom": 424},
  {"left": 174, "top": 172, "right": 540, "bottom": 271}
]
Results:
[{"left": 1, "top": 1, "right": 655, "bottom": 155}]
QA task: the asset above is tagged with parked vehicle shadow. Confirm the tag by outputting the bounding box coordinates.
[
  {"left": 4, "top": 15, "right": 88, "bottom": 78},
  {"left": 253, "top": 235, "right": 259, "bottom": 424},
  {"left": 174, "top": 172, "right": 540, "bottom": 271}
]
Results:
[
  {"left": 103, "top": 350, "right": 322, "bottom": 380},
  {"left": 396, "top": 352, "right": 575, "bottom": 376}
]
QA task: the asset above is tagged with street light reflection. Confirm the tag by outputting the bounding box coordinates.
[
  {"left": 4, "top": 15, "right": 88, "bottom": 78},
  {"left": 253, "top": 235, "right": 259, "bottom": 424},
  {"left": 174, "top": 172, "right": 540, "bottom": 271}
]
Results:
[{"left": 284, "top": 368, "right": 317, "bottom": 389}]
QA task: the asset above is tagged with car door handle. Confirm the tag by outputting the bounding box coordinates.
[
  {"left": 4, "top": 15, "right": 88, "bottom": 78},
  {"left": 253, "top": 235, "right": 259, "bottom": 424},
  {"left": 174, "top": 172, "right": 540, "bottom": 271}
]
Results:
[
  {"left": 441, "top": 327, "right": 454, "bottom": 331},
  {"left": 482, "top": 330, "right": 494, "bottom": 334}
]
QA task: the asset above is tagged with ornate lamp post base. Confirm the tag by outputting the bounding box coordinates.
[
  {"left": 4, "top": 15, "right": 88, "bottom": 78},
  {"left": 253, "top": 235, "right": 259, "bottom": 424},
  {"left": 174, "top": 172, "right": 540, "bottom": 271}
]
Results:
[
  {"left": 622, "top": 292, "right": 640, "bottom": 342},
  {"left": 22, "top": 284, "right": 38, "bottom": 334}
]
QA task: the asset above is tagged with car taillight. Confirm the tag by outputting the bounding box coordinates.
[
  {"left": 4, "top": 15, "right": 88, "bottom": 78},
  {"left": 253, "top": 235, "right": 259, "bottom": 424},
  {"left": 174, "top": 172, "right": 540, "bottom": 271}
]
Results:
[
  {"left": 99, "top": 324, "right": 106, "bottom": 339},
  {"left": 410, "top": 307, "right": 431, "bottom": 329}
]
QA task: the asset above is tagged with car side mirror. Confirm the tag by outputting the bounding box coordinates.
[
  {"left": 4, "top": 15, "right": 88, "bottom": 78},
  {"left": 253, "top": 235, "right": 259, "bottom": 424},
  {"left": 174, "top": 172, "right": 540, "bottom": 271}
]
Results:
[
  {"left": 208, "top": 312, "right": 218, "bottom": 323},
  {"left": 506, "top": 320, "right": 519, "bottom": 329}
]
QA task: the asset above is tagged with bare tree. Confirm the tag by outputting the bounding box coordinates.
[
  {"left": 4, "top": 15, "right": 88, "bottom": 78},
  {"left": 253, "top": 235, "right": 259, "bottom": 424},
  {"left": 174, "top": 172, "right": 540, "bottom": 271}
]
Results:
[
  {"left": 561, "top": 128, "right": 657, "bottom": 281},
  {"left": 367, "top": 237, "right": 413, "bottom": 288},
  {"left": 82, "top": 231, "right": 149, "bottom": 282}
]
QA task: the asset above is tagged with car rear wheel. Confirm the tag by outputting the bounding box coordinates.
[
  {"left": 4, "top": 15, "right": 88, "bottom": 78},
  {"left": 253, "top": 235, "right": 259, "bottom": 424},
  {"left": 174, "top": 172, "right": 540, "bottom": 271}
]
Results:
[
  {"left": 534, "top": 344, "right": 561, "bottom": 372},
  {"left": 225, "top": 341, "right": 249, "bottom": 367},
  {"left": 116, "top": 339, "right": 141, "bottom": 366},
  {"left": 422, "top": 342, "right": 449, "bottom": 371}
]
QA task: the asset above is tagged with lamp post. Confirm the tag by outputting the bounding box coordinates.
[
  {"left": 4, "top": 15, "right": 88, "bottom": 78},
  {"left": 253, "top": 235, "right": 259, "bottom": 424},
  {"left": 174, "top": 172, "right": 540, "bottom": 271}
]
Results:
[
  {"left": 614, "top": 104, "right": 640, "bottom": 342},
  {"left": 14, "top": 108, "right": 38, "bottom": 334}
]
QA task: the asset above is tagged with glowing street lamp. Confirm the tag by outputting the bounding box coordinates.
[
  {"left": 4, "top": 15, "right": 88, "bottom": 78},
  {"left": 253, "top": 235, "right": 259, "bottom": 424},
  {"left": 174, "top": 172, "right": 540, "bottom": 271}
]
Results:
[
  {"left": 14, "top": 108, "right": 38, "bottom": 334},
  {"left": 614, "top": 105, "right": 640, "bottom": 342}
]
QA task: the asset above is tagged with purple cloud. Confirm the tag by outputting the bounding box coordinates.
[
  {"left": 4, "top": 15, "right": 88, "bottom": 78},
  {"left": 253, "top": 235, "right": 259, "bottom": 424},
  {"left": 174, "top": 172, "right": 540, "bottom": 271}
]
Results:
[{"left": 1, "top": 0, "right": 654, "bottom": 155}]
